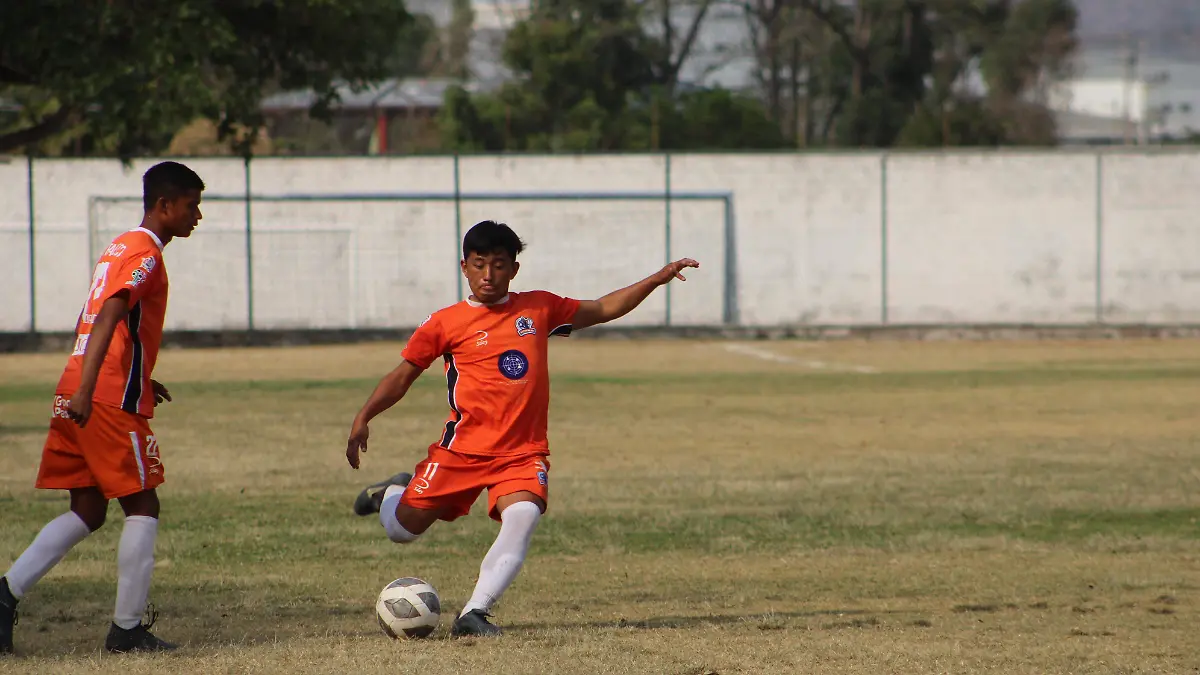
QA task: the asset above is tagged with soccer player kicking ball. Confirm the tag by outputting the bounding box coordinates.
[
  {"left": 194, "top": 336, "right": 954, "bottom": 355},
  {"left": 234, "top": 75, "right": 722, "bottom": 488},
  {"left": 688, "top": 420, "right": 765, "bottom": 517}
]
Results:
[
  {"left": 346, "top": 220, "right": 698, "bottom": 637},
  {"left": 0, "top": 162, "right": 204, "bottom": 655}
]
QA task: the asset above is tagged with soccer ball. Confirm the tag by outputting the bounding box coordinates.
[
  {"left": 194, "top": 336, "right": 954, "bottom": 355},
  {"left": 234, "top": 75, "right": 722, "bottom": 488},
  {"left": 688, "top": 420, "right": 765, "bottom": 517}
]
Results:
[{"left": 376, "top": 577, "right": 441, "bottom": 639}]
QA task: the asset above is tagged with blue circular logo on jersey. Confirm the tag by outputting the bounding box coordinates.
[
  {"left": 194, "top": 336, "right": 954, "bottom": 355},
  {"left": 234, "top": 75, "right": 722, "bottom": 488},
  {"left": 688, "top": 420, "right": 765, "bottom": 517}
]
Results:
[{"left": 498, "top": 349, "right": 529, "bottom": 380}]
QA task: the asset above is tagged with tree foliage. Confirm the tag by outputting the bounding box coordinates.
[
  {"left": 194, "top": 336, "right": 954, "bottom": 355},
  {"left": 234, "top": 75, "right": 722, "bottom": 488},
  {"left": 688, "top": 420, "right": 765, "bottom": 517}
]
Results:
[
  {"left": 0, "top": 0, "right": 1084, "bottom": 156},
  {"left": 746, "top": 0, "right": 1079, "bottom": 147},
  {"left": 439, "top": 0, "right": 786, "bottom": 151},
  {"left": 0, "top": 0, "right": 420, "bottom": 157}
]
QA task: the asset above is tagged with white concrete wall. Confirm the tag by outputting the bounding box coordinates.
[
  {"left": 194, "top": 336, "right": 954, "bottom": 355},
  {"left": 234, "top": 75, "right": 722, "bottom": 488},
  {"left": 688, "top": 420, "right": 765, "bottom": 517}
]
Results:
[
  {"left": 0, "top": 157, "right": 31, "bottom": 332},
  {"left": 20, "top": 158, "right": 246, "bottom": 333},
  {"left": 1101, "top": 154, "right": 1200, "bottom": 323},
  {"left": 2, "top": 150, "right": 1198, "bottom": 333},
  {"left": 886, "top": 153, "right": 1099, "bottom": 324}
]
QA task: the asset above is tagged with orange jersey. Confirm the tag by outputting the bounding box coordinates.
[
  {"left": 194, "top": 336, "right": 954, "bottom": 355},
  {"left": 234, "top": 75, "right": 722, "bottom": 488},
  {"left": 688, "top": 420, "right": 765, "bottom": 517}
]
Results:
[
  {"left": 56, "top": 228, "right": 169, "bottom": 418},
  {"left": 401, "top": 291, "right": 581, "bottom": 456}
]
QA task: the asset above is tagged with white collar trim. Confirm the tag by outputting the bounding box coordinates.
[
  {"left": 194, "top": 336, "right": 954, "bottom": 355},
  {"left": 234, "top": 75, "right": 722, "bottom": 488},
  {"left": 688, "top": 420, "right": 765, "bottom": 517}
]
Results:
[
  {"left": 134, "top": 227, "right": 165, "bottom": 251},
  {"left": 466, "top": 293, "right": 510, "bottom": 308}
]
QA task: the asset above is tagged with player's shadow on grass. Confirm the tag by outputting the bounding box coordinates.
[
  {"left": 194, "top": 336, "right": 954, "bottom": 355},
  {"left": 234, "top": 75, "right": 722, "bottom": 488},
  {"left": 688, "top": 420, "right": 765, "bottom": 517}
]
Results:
[{"left": 507, "top": 607, "right": 913, "bottom": 633}]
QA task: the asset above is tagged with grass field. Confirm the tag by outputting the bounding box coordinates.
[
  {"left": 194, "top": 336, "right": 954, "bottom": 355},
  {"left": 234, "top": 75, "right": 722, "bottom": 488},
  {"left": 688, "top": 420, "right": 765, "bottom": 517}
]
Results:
[{"left": 1, "top": 338, "right": 1199, "bottom": 674}]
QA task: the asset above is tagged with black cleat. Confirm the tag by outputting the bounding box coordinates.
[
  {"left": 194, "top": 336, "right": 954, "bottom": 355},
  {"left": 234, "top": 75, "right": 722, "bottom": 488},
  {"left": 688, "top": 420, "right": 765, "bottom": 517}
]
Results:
[
  {"left": 353, "top": 472, "right": 412, "bottom": 516},
  {"left": 104, "top": 608, "right": 176, "bottom": 654},
  {"left": 451, "top": 609, "right": 502, "bottom": 637},
  {"left": 0, "top": 577, "right": 17, "bottom": 655}
]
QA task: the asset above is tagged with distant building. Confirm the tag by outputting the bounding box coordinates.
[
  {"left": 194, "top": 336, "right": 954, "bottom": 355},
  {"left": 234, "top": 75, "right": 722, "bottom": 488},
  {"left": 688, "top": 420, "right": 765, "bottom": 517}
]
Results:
[
  {"left": 1051, "top": 45, "right": 1200, "bottom": 144},
  {"left": 259, "top": 78, "right": 495, "bottom": 155}
]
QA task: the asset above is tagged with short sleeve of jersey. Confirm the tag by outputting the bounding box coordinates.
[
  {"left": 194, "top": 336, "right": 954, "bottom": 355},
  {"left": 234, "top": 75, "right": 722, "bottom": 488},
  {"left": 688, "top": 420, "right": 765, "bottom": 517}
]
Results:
[
  {"left": 401, "top": 315, "right": 446, "bottom": 369},
  {"left": 530, "top": 291, "right": 581, "bottom": 336},
  {"left": 103, "top": 248, "right": 162, "bottom": 306}
]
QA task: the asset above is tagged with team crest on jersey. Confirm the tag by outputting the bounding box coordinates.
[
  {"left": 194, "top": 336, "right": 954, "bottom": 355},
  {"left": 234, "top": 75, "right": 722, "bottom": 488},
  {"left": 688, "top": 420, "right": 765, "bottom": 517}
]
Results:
[
  {"left": 498, "top": 349, "right": 529, "bottom": 380},
  {"left": 125, "top": 257, "right": 156, "bottom": 288},
  {"left": 515, "top": 316, "right": 536, "bottom": 337}
]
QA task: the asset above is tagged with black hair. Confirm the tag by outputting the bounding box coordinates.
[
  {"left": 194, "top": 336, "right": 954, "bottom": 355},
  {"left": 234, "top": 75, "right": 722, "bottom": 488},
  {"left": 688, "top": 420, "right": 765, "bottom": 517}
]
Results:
[
  {"left": 143, "top": 161, "right": 206, "bottom": 211},
  {"left": 462, "top": 220, "right": 525, "bottom": 261}
]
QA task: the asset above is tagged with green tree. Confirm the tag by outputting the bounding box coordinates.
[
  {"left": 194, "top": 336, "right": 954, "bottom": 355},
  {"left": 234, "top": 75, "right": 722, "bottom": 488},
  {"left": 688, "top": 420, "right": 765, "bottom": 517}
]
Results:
[
  {"left": 0, "top": 0, "right": 420, "bottom": 157},
  {"left": 661, "top": 88, "right": 789, "bottom": 149},
  {"left": 740, "top": 0, "right": 1078, "bottom": 148},
  {"left": 445, "top": 0, "right": 476, "bottom": 80},
  {"left": 637, "top": 0, "right": 718, "bottom": 93},
  {"left": 440, "top": 0, "right": 785, "bottom": 151}
]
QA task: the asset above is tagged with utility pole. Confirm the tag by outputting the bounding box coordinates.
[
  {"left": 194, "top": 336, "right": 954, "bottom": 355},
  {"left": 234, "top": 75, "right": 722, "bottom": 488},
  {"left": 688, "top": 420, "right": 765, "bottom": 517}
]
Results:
[{"left": 1121, "top": 34, "right": 1139, "bottom": 146}]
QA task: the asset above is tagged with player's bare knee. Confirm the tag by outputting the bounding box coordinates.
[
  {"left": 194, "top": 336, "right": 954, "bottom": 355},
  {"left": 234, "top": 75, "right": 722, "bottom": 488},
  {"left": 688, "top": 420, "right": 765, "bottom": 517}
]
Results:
[
  {"left": 69, "top": 487, "right": 109, "bottom": 531},
  {"left": 72, "top": 507, "right": 107, "bottom": 532},
  {"left": 496, "top": 491, "right": 546, "bottom": 517},
  {"left": 383, "top": 502, "right": 440, "bottom": 543},
  {"left": 383, "top": 511, "right": 421, "bottom": 544},
  {"left": 118, "top": 489, "right": 160, "bottom": 519}
]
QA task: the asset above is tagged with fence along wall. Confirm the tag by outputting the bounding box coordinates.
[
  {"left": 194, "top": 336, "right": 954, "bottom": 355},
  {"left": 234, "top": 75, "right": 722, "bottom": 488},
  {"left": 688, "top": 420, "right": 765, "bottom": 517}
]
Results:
[{"left": 1, "top": 151, "right": 1198, "bottom": 334}]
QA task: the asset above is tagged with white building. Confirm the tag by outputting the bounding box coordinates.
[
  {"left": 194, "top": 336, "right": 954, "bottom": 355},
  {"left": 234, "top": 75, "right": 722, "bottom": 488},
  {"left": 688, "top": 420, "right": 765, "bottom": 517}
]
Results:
[{"left": 1051, "top": 47, "right": 1200, "bottom": 144}]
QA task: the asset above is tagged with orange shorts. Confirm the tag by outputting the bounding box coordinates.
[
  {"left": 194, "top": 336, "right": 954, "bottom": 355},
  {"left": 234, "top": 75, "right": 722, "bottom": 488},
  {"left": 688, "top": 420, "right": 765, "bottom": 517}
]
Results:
[
  {"left": 401, "top": 444, "right": 549, "bottom": 522},
  {"left": 36, "top": 395, "right": 165, "bottom": 499}
]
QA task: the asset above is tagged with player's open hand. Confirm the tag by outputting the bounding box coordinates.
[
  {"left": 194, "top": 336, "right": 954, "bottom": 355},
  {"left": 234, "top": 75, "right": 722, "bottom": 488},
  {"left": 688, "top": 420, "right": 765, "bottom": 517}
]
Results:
[
  {"left": 656, "top": 258, "right": 700, "bottom": 285},
  {"left": 151, "top": 379, "right": 172, "bottom": 406},
  {"left": 66, "top": 392, "right": 93, "bottom": 428},
  {"left": 346, "top": 417, "right": 370, "bottom": 469}
]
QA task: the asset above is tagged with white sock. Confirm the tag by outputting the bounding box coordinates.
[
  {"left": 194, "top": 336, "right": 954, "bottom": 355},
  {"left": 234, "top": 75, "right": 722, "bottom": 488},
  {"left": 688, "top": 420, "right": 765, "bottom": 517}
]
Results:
[
  {"left": 461, "top": 501, "right": 541, "bottom": 617},
  {"left": 4, "top": 512, "right": 92, "bottom": 598},
  {"left": 113, "top": 516, "right": 158, "bottom": 629},
  {"left": 380, "top": 485, "right": 418, "bottom": 543}
]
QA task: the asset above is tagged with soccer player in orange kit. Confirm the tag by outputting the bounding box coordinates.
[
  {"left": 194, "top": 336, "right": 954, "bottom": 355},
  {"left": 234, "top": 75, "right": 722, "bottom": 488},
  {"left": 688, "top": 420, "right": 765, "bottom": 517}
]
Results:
[
  {"left": 346, "top": 219, "right": 699, "bottom": 637},
  {"left": 0, "top": 161, "right": 204, "bottom": 655}
]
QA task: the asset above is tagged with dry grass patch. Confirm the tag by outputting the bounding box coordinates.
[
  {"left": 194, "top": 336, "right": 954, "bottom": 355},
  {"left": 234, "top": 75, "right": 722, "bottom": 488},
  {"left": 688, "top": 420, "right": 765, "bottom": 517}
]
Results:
[{"left": 1, "top": 338, "right": 1199, "bottom": 673}]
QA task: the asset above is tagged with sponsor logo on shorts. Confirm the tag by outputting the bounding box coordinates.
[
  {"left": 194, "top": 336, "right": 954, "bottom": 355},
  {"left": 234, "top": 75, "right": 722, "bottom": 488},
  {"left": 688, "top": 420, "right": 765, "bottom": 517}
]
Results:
[{"left": 52, "top": 395, "right": 71, "bottom": 419}]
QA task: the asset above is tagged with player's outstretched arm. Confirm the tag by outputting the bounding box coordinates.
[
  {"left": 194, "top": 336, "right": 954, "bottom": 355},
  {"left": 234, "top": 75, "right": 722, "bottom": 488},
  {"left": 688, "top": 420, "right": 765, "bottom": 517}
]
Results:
[
  {"left": 572, "top": 258, "right": 699, "bottom": 330},
  {"left": 67, "top": 292, "right": 131, "bottom": 427},
  {"left": 346, "top": 359, "right": 425, "bottom": 469}
]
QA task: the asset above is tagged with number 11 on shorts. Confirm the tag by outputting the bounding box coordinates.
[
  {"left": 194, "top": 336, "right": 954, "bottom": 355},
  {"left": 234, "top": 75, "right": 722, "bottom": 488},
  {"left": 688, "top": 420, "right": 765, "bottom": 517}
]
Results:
[{"left": 411, "top": 462, "right": 439, "bottom": 495}]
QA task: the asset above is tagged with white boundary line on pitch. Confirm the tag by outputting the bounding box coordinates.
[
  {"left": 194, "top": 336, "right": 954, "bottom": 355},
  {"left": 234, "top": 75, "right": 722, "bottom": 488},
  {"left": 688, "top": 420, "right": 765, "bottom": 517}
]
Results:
[{"left": 721, "top": 343, "right": 879, "bottom": 374}]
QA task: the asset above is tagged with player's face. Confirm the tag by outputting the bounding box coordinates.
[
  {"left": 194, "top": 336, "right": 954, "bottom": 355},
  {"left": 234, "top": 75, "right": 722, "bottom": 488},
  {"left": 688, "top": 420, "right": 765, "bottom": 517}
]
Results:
[
  {"left": 159, "top": 190, "right": 203, "bottom": 238},
  {"left": 462, "top": 250, "right": 519, "bottom": 303}
]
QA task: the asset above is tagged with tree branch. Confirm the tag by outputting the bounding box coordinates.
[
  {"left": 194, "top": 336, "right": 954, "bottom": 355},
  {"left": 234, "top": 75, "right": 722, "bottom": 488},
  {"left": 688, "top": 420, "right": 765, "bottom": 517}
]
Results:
[
  {"left": 820, "top": 89, "right": 846, "bottom": 141},
  {"left": 661, "top": 0, "right": 673, "bottom": 75},
  {"left": 0, "top": 106, "right": 77, "bottom": 154},
  {"left": 667, "top": 0, "right": 714, "bottom": 85},
  {"left": 795, "top": 0, "right": 862, "bottom": 60}
]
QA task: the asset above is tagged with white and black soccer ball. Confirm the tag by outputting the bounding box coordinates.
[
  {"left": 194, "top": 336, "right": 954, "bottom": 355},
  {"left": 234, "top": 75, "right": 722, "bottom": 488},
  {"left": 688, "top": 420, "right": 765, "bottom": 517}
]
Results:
[{"left": 376, "top": 577, "right": 441, "bottom": 639}]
